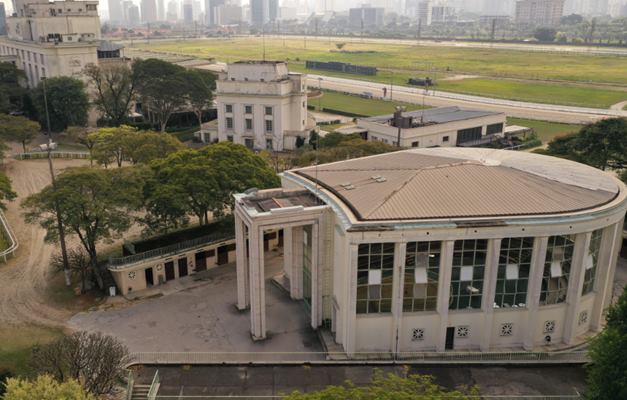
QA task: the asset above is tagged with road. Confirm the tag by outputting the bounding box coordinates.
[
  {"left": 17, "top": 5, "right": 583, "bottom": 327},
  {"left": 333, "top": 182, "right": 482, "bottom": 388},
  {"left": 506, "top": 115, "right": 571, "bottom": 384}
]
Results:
[{"left": 197, "top": 62, "right": 626, "bottom": 124}]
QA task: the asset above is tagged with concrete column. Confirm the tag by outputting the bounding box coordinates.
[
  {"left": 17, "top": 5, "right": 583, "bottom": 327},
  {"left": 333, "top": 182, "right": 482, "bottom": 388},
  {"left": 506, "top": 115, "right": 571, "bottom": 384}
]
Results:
[
  {"left": 283, "top": 227, "right": 293, "bottom": 285},
  {"left": 591, "top": 222, "right": 623, "bottom": 331},
  {"left": 290, "top": 226, "right": 304, "bottom": 300},
  {"left": 392, "top": 242, "right": 407, "bottom": 355},
  {"left": 563, "top": 232, "right": 591, "bottom": 345},
  {"left": 523, "top": 236, "right": 548, "bottom": 351},
  {"left": 235, "top": 214, "right": 249, "bottom": 310},
  {"left": 311, "top": 223, "right": 320, "bottom": 330},
  {"left": 480, "top": 238, "right": 501, "bottom": 351},
  {"left": 436, "top": 240, "right": 455, "bottom": 352},
  {"left": 248, "top": 225, "right": 266, "bottom": 340},
  {"left": 602, "top": 220, "right": 625, "bottom": 314},
  {"left": 344, "top": 244, "right": 359, "bottom": 357}
]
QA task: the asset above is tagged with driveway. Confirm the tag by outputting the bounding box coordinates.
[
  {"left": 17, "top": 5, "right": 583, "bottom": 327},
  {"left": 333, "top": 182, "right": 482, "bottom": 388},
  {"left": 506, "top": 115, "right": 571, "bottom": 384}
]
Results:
[{"left": 70, "top": 252, "right": 322, "bottom": 355}]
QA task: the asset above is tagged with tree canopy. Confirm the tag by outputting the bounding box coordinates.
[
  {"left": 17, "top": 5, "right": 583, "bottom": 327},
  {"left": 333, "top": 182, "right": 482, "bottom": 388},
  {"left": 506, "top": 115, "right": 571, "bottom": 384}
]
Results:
[
  {"left": 0, "top": 113, "right": 41, "bottom": 153},
  {"left": 586, "top": 287, "right": 627, "bottom": 400},
  {"left": 84, "top": 62, "right": 138, "bottom": 127},
  {"left": 2, "top": 375, "right": 96, "bottom": 400},
  {"left": 33, "top": 77, "right": 89, "bottom": 132},
  {"left": 22, "top": 167, "right": 144, "bottom": 269},
  {"left": 284, "top": 369, "right": 478, "bottom": 400},
  {"left": 295, "top": 133, "right": 398, "bottom": 167},
  {"left": 0, "top": 173, "right": 17, "bottom": 211},
  {"left": 534, "top": 27, "right": 558, "bottom": 42},
  {"left": 0, "top": 63, "right": 27, "bottom": 114}
]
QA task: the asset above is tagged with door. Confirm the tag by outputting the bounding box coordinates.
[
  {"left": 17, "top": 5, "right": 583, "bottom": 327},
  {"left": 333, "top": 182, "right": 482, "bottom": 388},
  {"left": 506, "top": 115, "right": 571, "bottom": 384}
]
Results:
[
  {"left": 165, "top": 261, "right": 175, "bottom": 281},
  {"left": 144, "top": 268, "right": 154, "bottom": 286},
  {"left": 445, "top": 327, "right": 455, "bottom": 350},
  {"left": 178, "top": 257, "right": 188, "bottom": 277},
  {"left": 195, "top": 251, "right": 207, "bottom": 272},
  {"left": 217, "top": 245, "right": 229, "bottom": 265}
]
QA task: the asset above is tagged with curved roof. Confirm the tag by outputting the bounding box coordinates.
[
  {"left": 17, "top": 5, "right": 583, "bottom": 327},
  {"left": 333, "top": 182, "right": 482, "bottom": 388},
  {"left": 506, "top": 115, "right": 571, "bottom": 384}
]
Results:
[{"left": 292, "top": 148, "right": 621, "bottom": 222}]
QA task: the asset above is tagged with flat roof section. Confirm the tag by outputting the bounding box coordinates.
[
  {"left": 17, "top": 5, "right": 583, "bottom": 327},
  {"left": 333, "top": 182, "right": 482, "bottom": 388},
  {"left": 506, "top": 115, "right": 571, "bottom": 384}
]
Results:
[
  {"left": 292, "top": 148, "right": 620, "bottom": 222},
  {"left": 242, "top": 189, "right": 322, "bottom": 213},
  {"left": 362, "top": 106, "right": 502, "bottom": 125}
]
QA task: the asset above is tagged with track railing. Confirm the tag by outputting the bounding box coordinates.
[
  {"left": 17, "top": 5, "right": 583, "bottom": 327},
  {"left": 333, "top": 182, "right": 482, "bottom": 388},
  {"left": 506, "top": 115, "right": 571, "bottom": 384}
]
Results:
[{"left": 0, "top": 209, "right": 18, "bottom": 263}]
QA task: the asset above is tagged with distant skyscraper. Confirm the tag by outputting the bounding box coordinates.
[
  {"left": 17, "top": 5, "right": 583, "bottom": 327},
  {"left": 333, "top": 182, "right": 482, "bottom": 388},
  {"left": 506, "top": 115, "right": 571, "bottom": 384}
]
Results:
[
  {"left": 515, "top": 0, "right": 565, "bottom": 26},
  {"left": 192, "top": 0, "right": 201, "bottom": 21},
  {"left": 157, "top": 0, "right": 165, "bottom": 20},
  {"left": 108, "top": 0, "right": 124, "bottom": 22},
  {"left": 206, "top": 0, "right": 224, "bottom": 25},
  {"left": 141, "top": 0, "right": 158, "bottom": 21},
  {"left": 128, "top": 4, "right": 141, "bottom": 25},
  {"left": 166, "top": 0, "right": 178, "bottom": 20},
  {"left": 0, "top": 2, "right": 6, "bottom": 35},
  {"left": 250, "top": 0, "right": 269, "bottom": 26},
  {"left": 348, "top": 5, "right": 384, "bottom": 29},
  {"left": 182, "top": 0, "right": 193, "bottom": 23}
]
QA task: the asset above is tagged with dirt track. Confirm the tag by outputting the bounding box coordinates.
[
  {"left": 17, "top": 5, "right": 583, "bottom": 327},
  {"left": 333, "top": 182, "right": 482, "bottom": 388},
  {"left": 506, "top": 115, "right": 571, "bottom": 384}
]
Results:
[{"left": 0, "top": 151, "right": 88, "bottom": 328}]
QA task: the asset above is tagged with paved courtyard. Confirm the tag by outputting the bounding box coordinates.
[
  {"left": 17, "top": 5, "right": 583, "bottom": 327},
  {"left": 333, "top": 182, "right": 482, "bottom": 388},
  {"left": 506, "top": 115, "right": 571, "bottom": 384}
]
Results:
[{"left": 70, "top": 251, "right": 322, "bottom": 355}]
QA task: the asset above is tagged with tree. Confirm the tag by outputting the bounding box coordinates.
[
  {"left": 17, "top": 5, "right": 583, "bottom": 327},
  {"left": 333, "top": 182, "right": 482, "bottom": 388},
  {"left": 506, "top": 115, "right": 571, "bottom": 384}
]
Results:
[
  {"left": 3, "top": 375, "right": 96, "bottom": 400},
  {"left": 22, "top": 167, "right": 144, "bottom": 274},
  {"left": 586, "top": 287, "right": 627, "bottom": 399},
  {"left": 51, "top": 247, "right": 92, "bottom": 293},
  {"left": 561, "top": 14, "right": 584, "bottom": 26},
  {"left": 66, "top": 126, "right": 97, "bottom": 166},
  {"left": 0, "top": 173, "right": 17, "bottom": 211},
  {"left": 89, "top": 125, "right": 137, "bottom": 167},
  {"left": 284, "top": 369, "right": 478, "bottom": 399},
  {"left": 31, "top": 331, "right": 129, "bottom": 396},
  {"left": 146, "top": 142, "right": 279, "bottom": 225},
  {"left": 335, "top": 42, "right": 346, "bottom": 50},
  {"left": 133, "top": 58, "right": 188, "bottom": 132},
  {"left": 0, "top": 63, "right": 27, "bottom": 113},
  {"left": 534, "top": 27, "right": 557, "bottom": 42},
  {"left": 84, "top": 62, "right": 138, "bottom": 127},
  {"left": 0, "top": 113, "right": 41, "bottom": 153},
  {"left": 33, "top": 77, "right": 89, "bottom": 132},
  {"left": 182, "top": 69, "right": 215, "bottom": 130}
]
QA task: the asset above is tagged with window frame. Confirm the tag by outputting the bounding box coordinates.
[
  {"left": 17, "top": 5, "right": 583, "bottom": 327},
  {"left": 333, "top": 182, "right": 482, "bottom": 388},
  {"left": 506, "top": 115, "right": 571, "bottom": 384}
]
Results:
[
  {"left": 582, "top": 229, "right": 603, "bottom": 296},
  {"left": 403, "top": 241, "right": 441, "bottom": 313},
  {"left": 449, "top": 239, "right": 487, "bottom": 310},
  {"left": 494, "top": 237, "right": 534, "bottom": 309},
  {"left": 540, "top": 235, "right": 575, "bottom": 306},
  {"left": 356, "top": 243, "right": 395, "bottom": 314}
]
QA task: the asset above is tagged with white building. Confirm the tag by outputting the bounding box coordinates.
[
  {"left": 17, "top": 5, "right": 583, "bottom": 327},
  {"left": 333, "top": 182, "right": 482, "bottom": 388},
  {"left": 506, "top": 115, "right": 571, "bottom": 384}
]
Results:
[
  {"left": 213, "top": 61, "right": 312, "bottom": 152},
  {"left": 0, "top": 0, "right": 101, "bottom": 87},
  {"left": 355, "top": 107, "right": 506, "bottom": 148},
  {"left": 515, "top": 0, "right": 565, "bottom": 26},
  {"left": 233, "top": 148, "right": 626, "bottom": 355}
]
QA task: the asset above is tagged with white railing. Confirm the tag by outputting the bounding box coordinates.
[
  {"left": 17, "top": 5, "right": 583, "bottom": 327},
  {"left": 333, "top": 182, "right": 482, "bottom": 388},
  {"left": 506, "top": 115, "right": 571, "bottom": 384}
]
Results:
[
  {"left": 147, "top": 370, "right": 160, "bottom": 400},
  {"left": 13, "top": 151, "right": 90, "bottom": 160},
  {"left": 0, "top": 209, "right": 18, "bottom": 263},
  {"left": 128, "top": 351, "right": 589, "bottom": 366}
]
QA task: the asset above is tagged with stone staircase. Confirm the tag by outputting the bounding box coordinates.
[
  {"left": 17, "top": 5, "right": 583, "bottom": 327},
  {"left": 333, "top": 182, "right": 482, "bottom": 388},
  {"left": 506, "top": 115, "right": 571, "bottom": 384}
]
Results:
[{"left": 130, "top": 384, "right": 151, "bottom": 400}]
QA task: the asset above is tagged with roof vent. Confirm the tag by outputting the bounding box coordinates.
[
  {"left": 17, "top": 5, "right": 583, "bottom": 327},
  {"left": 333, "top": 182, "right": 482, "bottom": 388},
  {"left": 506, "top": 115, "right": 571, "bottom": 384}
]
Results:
[
  {"left": 371, "top": 175, "right": 387, "bottom": 183},
  {"left": 340, "top": 182, "right": 356, "bottom": 190}
]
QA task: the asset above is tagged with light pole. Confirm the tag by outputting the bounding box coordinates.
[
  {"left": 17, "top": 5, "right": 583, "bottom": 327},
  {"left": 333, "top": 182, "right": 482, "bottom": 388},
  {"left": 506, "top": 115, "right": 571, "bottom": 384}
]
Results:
[
  {"left": 42, "top": 77, "right": 71, "bottom": 287},
  {"left": 395, "top": 106, "right": 406, "bottom": 148}
]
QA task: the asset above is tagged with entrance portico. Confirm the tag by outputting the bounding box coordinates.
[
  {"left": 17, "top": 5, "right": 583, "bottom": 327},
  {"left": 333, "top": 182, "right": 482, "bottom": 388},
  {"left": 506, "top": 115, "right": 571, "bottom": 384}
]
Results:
[{"left": 234, "top": 189, "right": 328, "bottom": 341}]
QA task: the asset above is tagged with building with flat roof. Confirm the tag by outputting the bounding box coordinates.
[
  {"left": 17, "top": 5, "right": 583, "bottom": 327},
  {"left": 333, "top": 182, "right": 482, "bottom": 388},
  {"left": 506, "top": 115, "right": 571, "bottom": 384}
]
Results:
[
  {"left": 356, "top": 106, "right": 506, "bottom": 148},
  {"left": 0, "top": 0, "right": 101, "bottom": 87},
  {"left": 234, "top": 148, "right": 626, "bottom": 355},
  {"left": 515, "top": 0, "right": 565, "bottom": 26},
  {"left": 214, "top": 61, "right": 312, "bottom": 152}
]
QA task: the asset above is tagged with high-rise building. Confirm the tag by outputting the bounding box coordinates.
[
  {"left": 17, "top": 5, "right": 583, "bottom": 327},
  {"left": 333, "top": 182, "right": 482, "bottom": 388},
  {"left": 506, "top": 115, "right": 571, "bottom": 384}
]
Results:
[
  {"left": 205, "top": 0, "right": 224, "bottom": 25},
  {"left": 0, "top": 2, "right": 6, "bottom": 35},
  {"left": 348, "top": 5, "right": 385, "bottom": 29},
  {"left": 250, "top": 0, "right": 277, "bottom": 26},
  {"left": 128, "top": 4, "right": 141, "bottom": 24},
  {"left": 182, "top": 0, "right": 193, "bottom": 23},
  {"left": 192, "top": 0, "right": 201, "bottom": 21},
  {"left": 108, "top": 0, "right": 124, "bottom": 22},
  {"left": 0, "top": 0, "right": 101, "bottom": 87},
  {"left": 157, "top": 0, "right": 164, "bottom": 20},
  {"left": 166, "top": 0, "right": 178, "bottom": 20},
  {"left": 417, "top": 1, "right": 432, "bottom": 25},
  {"left": 141, "top": 0, "right": 158, "bottom": 21},
  {"left": 515, "top": 0, "right": 565, "bottom": 26}
]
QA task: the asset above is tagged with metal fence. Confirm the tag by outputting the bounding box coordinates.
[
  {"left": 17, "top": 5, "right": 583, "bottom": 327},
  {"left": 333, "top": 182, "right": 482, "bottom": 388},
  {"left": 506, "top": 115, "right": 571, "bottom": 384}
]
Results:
[
  {"left": 128, "top": 351, "right": 589, "bottom": 366},
  {"left": 109, "top": 233, "right": 235, "bottom": 268},
  {"left": 14, "top": 151, "right": 90, "bottom": 160},
  {"left": 150, "top": 396, "right": 581, "bottom": 400},
  {"left": 0, "top": 210, "right": 18, "bottom": 263}
]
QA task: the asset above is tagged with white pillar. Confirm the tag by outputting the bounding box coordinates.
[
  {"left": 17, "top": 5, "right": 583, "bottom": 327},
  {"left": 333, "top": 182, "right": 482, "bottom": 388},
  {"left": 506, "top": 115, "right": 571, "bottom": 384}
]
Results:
[
  {"left": 290, "top": 226, "right": 304, "bottom": 300},
  {"left": 591, "top": 222, "right": 623, "bottom": 331},
  {"left": 603, "top": 220, "right": 625, "bottom": 313},
  {"left": 235, "top": 214, "right": 249, "bottom": 310},
  {"left": 392, "top": 242, "right": 407, "bottom": 355},
  {"left": 248, "top": 226, "right": 266, "bottom": 340},
  {"left": 311, "top": 223, "right": 320, "bottom": 329},
  {"left": 283, "top": 227, "right": 293, "bottom": 286},
  {"left": 523, "top": 236, "right": 548, "bottom": 351},
  {"left": 436, "top": 240, "right": 455, "bottom": 352},
  {"left": 480, "top": 238, "right": 501, "bottom": 352},
  {"left": 344, "top": 244, "right": 359, "bottom": 357},
  {"left": 563, "top": 232, "right": 591, "bottom": 345}
]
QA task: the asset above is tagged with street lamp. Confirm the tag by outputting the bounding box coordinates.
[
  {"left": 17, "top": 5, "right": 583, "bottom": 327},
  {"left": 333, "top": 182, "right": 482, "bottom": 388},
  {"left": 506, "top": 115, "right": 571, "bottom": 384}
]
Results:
[{"left": 41, "top": 77, "right": 71, "bottom": 287}]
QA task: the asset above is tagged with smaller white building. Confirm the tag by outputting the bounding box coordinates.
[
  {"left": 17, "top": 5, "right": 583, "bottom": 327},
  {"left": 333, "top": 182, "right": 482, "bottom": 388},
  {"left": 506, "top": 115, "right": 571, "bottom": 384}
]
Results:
[
  {"left": 357, "top": 107, "right": 506, "bottom": 148},
  {"left": 215, "top": 61, "right": 312, "bottom": 152}
]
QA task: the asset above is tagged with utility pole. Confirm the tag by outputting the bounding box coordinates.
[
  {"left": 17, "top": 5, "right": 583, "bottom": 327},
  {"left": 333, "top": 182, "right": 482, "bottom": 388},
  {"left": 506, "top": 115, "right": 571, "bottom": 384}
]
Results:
[
  {"left": 42, "top": 78, "right": 71, "bottom": 287},
  {"left": 490, "top": 18, "right": 496, "bottom": 41},
  {"left": 147, "top": 22, "right": 150, "bottom": 44},
  {"left": 417, "top": 19, "right": 421, "bottom": 40}
]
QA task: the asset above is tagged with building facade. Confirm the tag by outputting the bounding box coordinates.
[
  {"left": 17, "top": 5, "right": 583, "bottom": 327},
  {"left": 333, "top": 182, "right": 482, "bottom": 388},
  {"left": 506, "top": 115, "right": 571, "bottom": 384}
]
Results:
[
  {"left": 0, "top": 0, "right": 101, "bottom": 87},
  {"left": 214, "top": 61, "right": 311, "bottom": 152},
  {"left": 348, "top": 5, "right": 385, "bottom": 28},
  {"left": 234, "top": 148, "right": 626, "bottom": 355},
  {"left": 515, "top": 0, "right": 565, "bottom": 26},
  {"left": 0, "top": 2, "right": 6, "bottom": 35},
  {"left": 356, "top": 107, "right": 506, "bottom": 148}
]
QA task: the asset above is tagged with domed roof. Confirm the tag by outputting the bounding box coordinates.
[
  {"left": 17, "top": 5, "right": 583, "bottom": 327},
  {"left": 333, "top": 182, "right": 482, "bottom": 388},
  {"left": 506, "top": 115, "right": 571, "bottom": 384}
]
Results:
[{"left": 292, "top": 148, "right": 621, "bottom": 222}]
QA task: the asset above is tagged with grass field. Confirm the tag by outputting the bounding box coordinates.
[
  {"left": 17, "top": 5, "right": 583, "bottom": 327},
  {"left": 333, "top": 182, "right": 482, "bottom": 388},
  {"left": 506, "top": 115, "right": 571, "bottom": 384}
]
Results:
[
  {"left": 314, "top": 90, "right": 426, "bottom": 116},
  {"left": 506, "top": 117, "right": 582, "bottom": 143},
  {"left": 0, "top": 326, "right": 63, "bottom": 377},
  {"left": 134, "top": 38, "right": 627, "bottom": 108}
]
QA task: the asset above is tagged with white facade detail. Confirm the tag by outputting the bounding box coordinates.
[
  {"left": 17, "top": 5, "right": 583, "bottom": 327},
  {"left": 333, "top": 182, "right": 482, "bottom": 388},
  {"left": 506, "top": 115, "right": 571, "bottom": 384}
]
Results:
[{"left": 215, "top": 61, "right": 312, "bottom": 152}]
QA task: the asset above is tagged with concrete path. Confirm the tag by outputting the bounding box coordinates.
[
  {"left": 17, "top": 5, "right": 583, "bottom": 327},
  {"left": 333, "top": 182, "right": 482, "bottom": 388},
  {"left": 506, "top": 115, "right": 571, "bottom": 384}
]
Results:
[
  {"left": 610, "top": 100, "right": 627, "bottom": 111},
  {"left": 70, "top": 252, "right": 322, "bottom": 355}
]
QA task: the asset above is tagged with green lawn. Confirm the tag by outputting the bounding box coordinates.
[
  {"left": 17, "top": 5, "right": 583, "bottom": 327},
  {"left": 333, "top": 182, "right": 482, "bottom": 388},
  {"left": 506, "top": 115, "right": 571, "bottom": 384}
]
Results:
[
  {"left": 134, "top": 38, "right": 627, "bottom": 109},
  {"left": 0, "top": 326, "right": 63, "bottom": 377},
  {"left": 506, "top": 117, "right": 582, "bottom": 143},
  {"left": 314, "top": 90, "right": 426, "bottom": 117}
]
